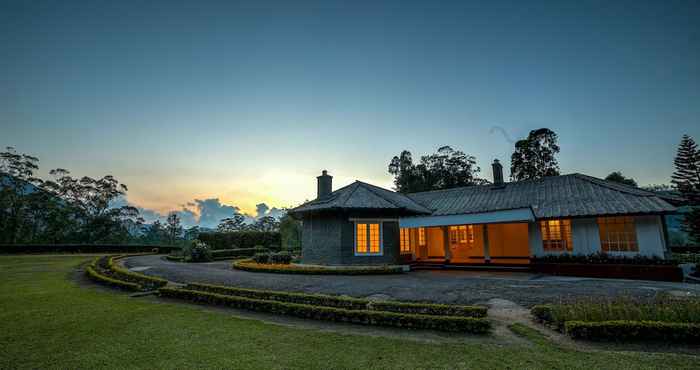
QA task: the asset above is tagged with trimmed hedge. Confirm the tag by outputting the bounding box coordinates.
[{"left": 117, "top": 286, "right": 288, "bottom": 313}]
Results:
[
  {"left": 211, "top": 248, "right": 262, "bottom": 260},
  {"left": 107, "top": 256, "right": 168, "bottom": 290},
  {"left": 531, "top": 253, "right": 675, "bottom": 265},
  {"left": 1, "top": 244, "right": 178, "bottom": 254},
  {"left": 565, "top": 320, "right": 700, "bottom": 343},
  {"left": 531, "top": 305, "right": 555, "bottom": 325},
  {"left": 158, "top": 287, "right": 491, "bottom": 333},
  {"left": 198, "top": 232, "right": 281, "bottom": 250},
  {"left": 185, "top": 282, "right": 487, "bottom": 318},
  {"left": 85, "top": 260, "right": 140, "bottom": 291},
  {"left": 233, "top": 259, "right": 404, "bottom": 275}
]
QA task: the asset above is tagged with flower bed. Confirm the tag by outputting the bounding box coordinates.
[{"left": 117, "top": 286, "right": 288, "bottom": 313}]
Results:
[
  {"left": 185, "top": 282, "right": 487, "bottom": 318},
  {"left": 158, "top": 287, "right": 491, "bottom": 333},
  {"left": 232, "top": 259, "right": 404, "bottom": 275},
  {"left": 531, "top": 299, "right": 700, "bottom": 342}
]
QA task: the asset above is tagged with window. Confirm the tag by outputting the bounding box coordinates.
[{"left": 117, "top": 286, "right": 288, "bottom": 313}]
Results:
[
  {"left": 400, "top": 228, "right": 411, "bottom": 254},
  {"left": 418, "top": 227, "right": 426, "bottom": 246},
  {"left": 598, "top": 216, "right": 638, "bottom": 252},
  {"left": 355, "top": 221, "right": 382, "bottom": 255},
  {"left": 540, "top": 219, "right": 572, "bottom": 252},
  {"left": 449, "top": 225, "right": 475, "bottom": 245}
]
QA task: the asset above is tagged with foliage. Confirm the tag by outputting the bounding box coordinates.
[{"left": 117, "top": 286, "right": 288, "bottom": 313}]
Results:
[
  {"left": 182, "top": 240, "right": 212, "bottom": 262},
  {"left": 158, "top": 287, "right": 492, "bottom": 333},
  {"left": 209, "top": 247, "right": 263, "bottom": 260},
  {"left": 388, "top": 146, "right": 487, "bottom": 193},
  {"left": 106, "top": 255, "right": 167, "bottom": 290},
  {"left": 270, "top": 251, "right": 292, "bottom": 264},
  {"left": 564, "top": 320, "right": 700, "bottom": 343},
  {"left": 185, "top": 282, "right": 487, "bottom": 317},
  {"left": 217, "top": 214, "right": 246, "bottom": 232},
  {"left": 510, "top": 128, "right": 560, "bottom": 181},
  {"left": 85, "top": 264, "right": 141, "bottom": 291},
  {"left": 671, "top": 134, "right": 700, "bottom": 243},
  {"left": 252, "top": 252, "right": 270, "bottom": 264},
  {"left": 198, "top": 231, "right": 281, "bottom": 250},
  {"left": 531, "top": 252, "right": 675, "bottom": 265},
  {"left": 0, "top": 244, "right": 179, "bottom": 254},
  {"left": 233, "top": 259, "right": 405, "bottom": 275},
  {"left": 670, "top": 252, "right": 700, "bottom": 264},
  {"left": 165, "top": 213, "right": 183, "bottom": 245},
  {"left": 604, "top": 171, "right": 638, "bottom": 187}
]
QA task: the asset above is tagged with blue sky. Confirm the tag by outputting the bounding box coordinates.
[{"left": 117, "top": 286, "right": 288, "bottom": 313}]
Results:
[{"left": 2, "top": 0, "right": 699, "bottom": 221}]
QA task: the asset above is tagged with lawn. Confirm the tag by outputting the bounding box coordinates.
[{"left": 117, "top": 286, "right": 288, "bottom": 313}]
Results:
[{"left": 0, "top": 255, "right": 698, "bottom": 370}]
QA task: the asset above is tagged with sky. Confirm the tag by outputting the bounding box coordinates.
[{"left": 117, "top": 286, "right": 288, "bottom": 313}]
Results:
[{"left": 2, "top": 0, "right": 699, "bottom": 226}]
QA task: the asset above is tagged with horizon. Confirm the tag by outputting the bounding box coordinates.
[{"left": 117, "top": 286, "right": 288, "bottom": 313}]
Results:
[{"left": 3, "top": 0, "right": 699, "bottom": 226}]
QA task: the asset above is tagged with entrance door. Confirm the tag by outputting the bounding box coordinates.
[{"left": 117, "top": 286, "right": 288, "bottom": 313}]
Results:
[{"left": 426, "top": 227, "right": 445, "bottom": 258}]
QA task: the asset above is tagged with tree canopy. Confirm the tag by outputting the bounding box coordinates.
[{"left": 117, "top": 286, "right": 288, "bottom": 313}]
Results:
[
  {"left": 605, "top": 171, "right": 638, "bottom": 187},
  {"left": 510, "top": 128, "right": 560, "bottom": 181},
  {"left": 671, "top": 134, "right": 700, "bottom": 242},
  {"left": 388, "top": 146, "right": 487, "bottom": 193}
]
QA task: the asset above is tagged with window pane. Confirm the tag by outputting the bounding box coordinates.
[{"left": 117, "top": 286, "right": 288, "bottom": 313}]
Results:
[
  {"left": 356, "top": 223, "right": 367, "bottom": 253},
  {"left": 541, "top": 219, "right": 572, "bottom": 252},
  {"left": 369, "top": 224, "right": 380, "bottom": 253},
  {"left": 400, "top": 228, "right": 410, "bottom": 253},
  {"left": 597, "top": 216, "right": 638, "bottom": 252},
  {"left": 418, "top": 227, "right": 426, "bottom": 246}
]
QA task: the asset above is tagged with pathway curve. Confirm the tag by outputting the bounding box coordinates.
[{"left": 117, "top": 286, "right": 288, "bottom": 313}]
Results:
[{"left": 124, "top": 254, "right": 700, "bottom": 307}]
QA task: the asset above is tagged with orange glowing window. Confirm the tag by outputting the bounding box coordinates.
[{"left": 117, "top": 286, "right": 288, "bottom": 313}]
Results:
[
  {"left": 598, "top": 216, "right": 638, "bottom": 252},
  {"left": 418, "top": 227, "right": 426, "bottom": 246},
  {"left": 449, "top": 225, "right": 474, "bottom": 245},
  {"left": 540, "top": 219, "right": 572, "bottom": 252},
  {"left": 400, "top": 228, "right": 411, "bottom": 253},
  {"left": 355, "top": 222, "right": 382, "bottom": 255}
]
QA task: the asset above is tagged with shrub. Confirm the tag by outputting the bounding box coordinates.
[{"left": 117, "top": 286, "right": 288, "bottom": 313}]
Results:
[
  {"left": 270, "top": 251, "right": 292, "bottom": 265},
  {"left": 0, "top": 244, "right": 179, "bottom": 254},
  {"left": 198, "top": 231, "right": 281, "bottom": 250},
  {"left": 233, "top": 259, "right": 404, "bottom": 275},
  {"left": 565, "top": 320, "right": 700, "bottom": 343},
  {"left": 531, "top": 305, "right": 555, "bottom": 325},
  {"left": 182, "top": 240, "right": 213, "bottom": 262},
  {"left": 531, "top": 252, "right": 675, "bottom": 266},
  {"left": 210, "top": 248, "right": 260, "bottom": 260},
  {"left": 252, "top": 253, "right": 270, "bottom": 264},
  {"left": 107, "top": 256, "right": 167, "bottom": 290},
  {"left": 671, "top": 252, "right": 700, "bottom": 265},
  {"left": 158, "top": 287, "right": 491, "bottom": 333},
  {"left": 253, "top": 245, "right": 268, "bottom": 254},
  {"left": 184, "top": 282, "right": 487, "bottom": 318},
  {"left": 85, "top": 264, "right": 140, "bottom": 291}
]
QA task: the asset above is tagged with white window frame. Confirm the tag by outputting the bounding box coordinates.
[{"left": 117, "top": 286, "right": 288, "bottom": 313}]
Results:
[{"left": 353, "top": 219, "right": 384, "bottom": 256}]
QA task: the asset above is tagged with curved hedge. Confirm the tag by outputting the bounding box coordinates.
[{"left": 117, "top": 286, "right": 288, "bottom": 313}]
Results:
[
  {"left": 159, "top": 287, "right": 491, "bottom": 333},
  {"left": 185, "top": 282, "right": 486, "bottom": 318},
  {"left": 107, "top": 256, "right": 167, "bottom": 290},
  {"left": 233, "top": 259, "right": 404, "bottom": 275},
  {"left": 83, "top": 254, "right": 168, "bottom": 292},
  {"left": 84, "top": 257, "right": 141, "bottom": 291},
  {"left": 1, "top": 244, "right": 177, "bottom": 254}
]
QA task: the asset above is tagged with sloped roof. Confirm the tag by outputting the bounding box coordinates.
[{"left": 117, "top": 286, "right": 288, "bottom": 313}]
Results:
[
  {"left": 289, "top": 181, "right": 432, "bottom": 215},
  {"left": 406, "top": 173, "right": 676, "bottom": 219}
]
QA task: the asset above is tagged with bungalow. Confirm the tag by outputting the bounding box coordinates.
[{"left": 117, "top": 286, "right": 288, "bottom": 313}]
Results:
[{"left": 288, "top": 161, "right": 678, "bottom": 266}]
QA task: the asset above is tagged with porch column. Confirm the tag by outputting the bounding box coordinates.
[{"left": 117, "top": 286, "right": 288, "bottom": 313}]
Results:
[
  {"left": 442, "top": 226, "right": 451, "bottom": 262},
  {"left": 483, "top": 224, "right": 491, "bottom": 263}
]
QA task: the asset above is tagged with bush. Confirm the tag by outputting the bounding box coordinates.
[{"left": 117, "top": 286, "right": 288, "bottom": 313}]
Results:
[
  {"left": 182, "top": 240, "right": 213, "bottom": 262},
  {"left": 671, "top": 252, "right": 700, "bottom": 264},
  {"left": 531, "top": 252, "right": 675, "bottom": 265},
  {"left": 270, "top": 251, "right": 292, "bottom": 264},
  {"left": 84, "top": 257, "right": 141, "bottom": 291},
  {"left": 253, "top": 245, "right": 268, "bottom": 253},
  {"left": 565, "top": 320, "right": 700, "bottom": 343},
  {"left": 233, "top": 259, "right": 404, "bottom": 275},
  {"left": 198, "top": 231, "right": 281, "bottom": 250},
  {"left": 252, "top": 253, "right": 270, "bottom": 264},
  {"left": 107, "top": 256, "right": 167, "bottom": 290},
  {"left": 158, "top": 287, "right": 491, "bottom": 333},
  {"left": 531, "top": 305, "right": 555, "bottom": 325},
  {"left": 0, "top": 244, "right": 179, "bottom": 254},
  {"left": 184, "top": 282, "right": 487, "bottom": 318}
]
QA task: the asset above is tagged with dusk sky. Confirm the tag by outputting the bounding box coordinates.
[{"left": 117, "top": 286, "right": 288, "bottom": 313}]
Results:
[{"left": 2, "top": 0, "right": 699, "bottom": 225}]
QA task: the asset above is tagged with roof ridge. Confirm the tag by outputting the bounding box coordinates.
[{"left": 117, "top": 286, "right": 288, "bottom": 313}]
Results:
[
  {"left": 356, "top": 180, "right": 432, "bottom": 213},
  {"left": 339, "top": 181, "right": 362, "bottom": 207},
  {"left": 357, "top": 181, "right": 409, "bottom": 210},
  {"left": 572, "top": 173, "right": 656, "bottom": 197}
]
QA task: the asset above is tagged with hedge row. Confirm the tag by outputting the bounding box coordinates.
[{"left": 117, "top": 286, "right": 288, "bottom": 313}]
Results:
[
  {"left": 107, "top": 256, "right": 168, "bottom": 290},
  {"left": 232, "top": 259, "right": 404, "bottom": 275},
  {"left": 159, "top": 287, "right": 491, "bottom": 333},
  {"left": 185, "top": 282, "right": 486, "bottom": 318},
  {"left": 211, "top": 248, "right": 263, "bottom": 259},
  {"left": 84, "top": 258, "right": 141, "bottom": 291},
  {"left": 0, "top": 244, "right": 178, "bottom": 254},
  {"left": 565, "top": 320, "right": 700, "bottom": 342},
  {"left": 198, "top": 232, "right": 281, "bottom": 250}
]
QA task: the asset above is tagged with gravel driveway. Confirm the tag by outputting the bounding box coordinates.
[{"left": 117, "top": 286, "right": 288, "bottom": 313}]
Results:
[{"left": 124, "top": 254, "right": 700, "bottom": 307}]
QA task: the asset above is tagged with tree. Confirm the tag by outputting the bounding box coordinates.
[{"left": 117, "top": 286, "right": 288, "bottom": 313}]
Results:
[
  {"left": 142, "top": 220, "right": 166, "bottom": 244},
  {"left": 605, "top": 171, "right": 638, "bottom": 187},
  {"left": 184, "top": 226, "right": 200, "bottom": 241},
  {"left": 279, "top": 214, "right": 301, "bottom": 250},
  {"left": 250, "top": 216, "right": 280, "bottom": 232},
  {"left": 217, "top": 214, "right": 246, "bottom": 232},
  {"left": 0, "top": 147, "right": 42, "bottom": 243},
  {"left": 166, "top": 213, "right": 183, "bottom": 245},
  {"left": 510, "top": 128, "right": 560, "bottom": 181},
  {"left": 388, "top": 146, "right": 487, "bottom": 193},
  {"left": 671, "top": 134, "right": 700, "bottom": 242}
]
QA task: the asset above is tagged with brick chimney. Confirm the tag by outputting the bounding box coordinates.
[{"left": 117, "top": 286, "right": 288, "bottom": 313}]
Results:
[
  {"left": 317, "top": 170, "right": 332, "bottom": 199},
  {"left": 492, "top": 159, "right": 504, "bottom": 186}
]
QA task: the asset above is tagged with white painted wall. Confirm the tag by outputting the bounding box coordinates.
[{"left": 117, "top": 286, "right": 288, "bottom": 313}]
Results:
[{"left": 529, "top": 216, "right": 666, "bottom": 258}]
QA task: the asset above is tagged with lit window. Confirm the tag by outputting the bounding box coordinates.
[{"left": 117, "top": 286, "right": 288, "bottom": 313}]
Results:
[
  {"left": 598, "top": 216, "right": 638, "bottom": 252},
  {"left": 418, "top": 227, "right": 426, "bottom": 246},
  {"left": 449, "top": 225, "right": 475, "bottom": 245},
  {"left": 540, "top": 219, "right": 572, "bottom": 252},
  {"left": 400, "top": 228, "right": 411, "bottom": 254},
  {"left": 355, "top": 222, "right": 382, "bottom": 255}
]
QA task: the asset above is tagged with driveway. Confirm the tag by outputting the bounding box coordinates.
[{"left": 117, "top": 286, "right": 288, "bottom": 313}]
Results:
[{"left": 124, "top": 254, "right": 700, "bottom": 307}]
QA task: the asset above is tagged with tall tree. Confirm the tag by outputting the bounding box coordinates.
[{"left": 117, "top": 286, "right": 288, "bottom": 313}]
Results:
[
  {"left": 388, "top": 146, "right": 486, "bottom": 193},
  {"left": 0, "top": 147, "right": 42, "bottom": 243},
  {"left": 671, "top": 134, "right": 700, "bottom": 242},
  {"left": 166, "top": 213, "right": 183, "bottom": 245},
  {"left": 510, "top": 128, "right": 560, "bottom": 181},
  {"left": 250, "top": 216, "right": 280, "bottom": 232},
  {"left": 605, "top": 171, "right": 638, "bottom": 187},
  {"left": 279, "top": 214, "right": 301, "bottom": 250},
  {"left": 217, "top": 214, "right": 247, "bottom": 232}
]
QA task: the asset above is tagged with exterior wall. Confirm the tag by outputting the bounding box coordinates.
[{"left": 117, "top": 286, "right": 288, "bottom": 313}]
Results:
[
  {"left": 300, "top": 211, "right": 402, "bottom": 265},
  {"left": 571, "top": 218, "right": 601, "bottom": 255},
  {"left": 528, "top": 221, "right": 543, "bottom": 256},
  {"left": 634, "top": 215, "right": 667, "bottom": 257}
]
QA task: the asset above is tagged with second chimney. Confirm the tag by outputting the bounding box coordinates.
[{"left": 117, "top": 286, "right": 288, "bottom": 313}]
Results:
[
  {"left": 492, "top": 159, "right": 504, "bottom": 186},
  {"left": 317, "top": 170, "right": 333, "bottom": 199}
]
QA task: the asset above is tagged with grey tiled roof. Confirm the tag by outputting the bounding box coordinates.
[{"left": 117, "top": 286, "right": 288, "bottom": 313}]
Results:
[
  {"left": 289, "top": 181, "right": 432, "bottom": 215},
  {"left": 406, "top": 173, "right": 676, "bottom": 218}
]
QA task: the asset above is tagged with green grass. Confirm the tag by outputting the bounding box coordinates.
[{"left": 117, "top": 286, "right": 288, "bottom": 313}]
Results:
[
  {"left": 0, "top": 255, "right": 698, "bottom": 369},
  {"left": 508, "top": 323, "right": 550, "bottom": 347}
]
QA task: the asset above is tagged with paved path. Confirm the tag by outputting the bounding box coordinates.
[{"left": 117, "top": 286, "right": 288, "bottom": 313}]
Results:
[{"left": 124, "top": 254, "right": 700, "bottom": 307}]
